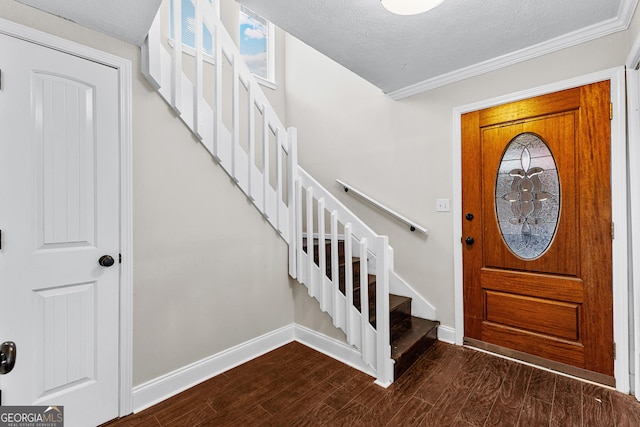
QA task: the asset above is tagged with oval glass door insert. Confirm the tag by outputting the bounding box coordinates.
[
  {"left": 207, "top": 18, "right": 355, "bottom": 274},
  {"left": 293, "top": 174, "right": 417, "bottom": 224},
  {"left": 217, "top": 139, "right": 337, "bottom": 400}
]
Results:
[{"left": 495, "top": 133, "right": 560, "bottom": 260}]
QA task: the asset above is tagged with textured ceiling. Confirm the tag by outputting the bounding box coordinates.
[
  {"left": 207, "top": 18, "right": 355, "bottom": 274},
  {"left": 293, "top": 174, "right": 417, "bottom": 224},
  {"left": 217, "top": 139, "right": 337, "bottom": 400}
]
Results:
[
  {"left": 15, "top": 0, "right": 162, "bottom": 46},
  {"left": 13, "top": 0, "right": 637, "bottom": 98},
  {"left": 239, "top": 0, "right": 637, "bottom": 97}
]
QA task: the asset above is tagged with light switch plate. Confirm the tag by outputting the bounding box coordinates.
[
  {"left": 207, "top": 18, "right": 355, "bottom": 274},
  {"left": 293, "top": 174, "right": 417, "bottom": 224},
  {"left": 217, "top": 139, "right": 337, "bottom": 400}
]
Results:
[{"left": 436, "top": 198, "right": 450, "bottom": 212}]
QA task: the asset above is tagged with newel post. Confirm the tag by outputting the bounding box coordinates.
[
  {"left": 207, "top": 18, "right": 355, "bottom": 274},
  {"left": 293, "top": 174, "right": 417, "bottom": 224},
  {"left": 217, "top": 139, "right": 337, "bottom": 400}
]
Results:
[
  {"left": 287, "top": 127, "right": 299, "bottom": 279},
  {"left": 375, "top": 235, "right": 393, "bottom": 387}
]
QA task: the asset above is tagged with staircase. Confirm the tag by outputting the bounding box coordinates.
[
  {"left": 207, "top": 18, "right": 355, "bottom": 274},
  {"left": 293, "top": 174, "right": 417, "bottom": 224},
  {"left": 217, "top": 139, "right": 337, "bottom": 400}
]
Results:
[
  {"left": 142, "top": 0, "right": 439, "bottom": 386},
  {"left": 304, "top": 238, "right": 440, "bottom": 380}
]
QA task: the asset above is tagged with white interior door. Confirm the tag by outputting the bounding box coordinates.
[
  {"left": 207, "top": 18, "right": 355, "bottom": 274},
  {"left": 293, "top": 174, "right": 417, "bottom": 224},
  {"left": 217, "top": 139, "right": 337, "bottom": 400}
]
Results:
[{"left": 0, "top": 33, "right": 120, "bottom": 426}]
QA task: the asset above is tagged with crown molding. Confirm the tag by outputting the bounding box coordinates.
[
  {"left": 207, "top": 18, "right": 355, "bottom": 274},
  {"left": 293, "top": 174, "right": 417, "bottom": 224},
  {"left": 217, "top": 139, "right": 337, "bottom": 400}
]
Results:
[{"left": 388, "top": 0, "right": 639, "bottom": 100}]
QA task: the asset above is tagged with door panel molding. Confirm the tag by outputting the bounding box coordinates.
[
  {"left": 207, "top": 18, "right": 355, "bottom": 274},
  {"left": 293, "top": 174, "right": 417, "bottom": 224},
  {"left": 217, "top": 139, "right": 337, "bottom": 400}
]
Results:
[
  {"left": 0, "top": 17, "right": 134, "bottom": 416},
  {"left": 453, "top": 67, "right": 629, "bottom": 393}
]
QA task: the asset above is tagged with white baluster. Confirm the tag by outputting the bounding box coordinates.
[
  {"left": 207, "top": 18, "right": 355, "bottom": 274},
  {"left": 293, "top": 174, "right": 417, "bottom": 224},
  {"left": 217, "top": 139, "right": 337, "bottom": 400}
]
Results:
[
  {"left": 141, "top": 9, "right": 161, "bottom": 90},
  {"left": 318, "top": 198, "right": 326, "bottom": 312},
  {"left": 194, "top": 0, "right": 203, "bottom": 139},
  {"left": 360, "top": 238, "right": 370, "bottom": 365},
  {"left": 295, "top": 177, "right": 303, "bottom": 282},
  {"left": 306, "top": 188, "right": 315, "bottom": 297},
  {"left": 345, "top": 224, "right": 354, "bottom": 345},
  {"left": 247, "top": 86, "right": 255, "bottom": 201},
  {"left": 231, "top": 53, "right": 239, "bottom": 182},
  {"left": 262, "top": 113, "right": 269, "bottom": 218},
  {"left": 171, "top": 0, "right": 183, "bottom": 114},
  {"left": 276, "top": 128, "right": 283, "bottom": 233},
  {"left": 287, "top": 128, "right": 298, "bottom": 278},
  {"left": 213, "top": 21, "right": 222, "bottom": 161},
  {"left": 330, "top": 211, "right": 340, "bottom": 326}
]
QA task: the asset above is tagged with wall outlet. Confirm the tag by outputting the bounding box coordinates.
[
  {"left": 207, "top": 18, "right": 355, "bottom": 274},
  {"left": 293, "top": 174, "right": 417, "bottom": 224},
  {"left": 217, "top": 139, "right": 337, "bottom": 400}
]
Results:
[{"left": 436, "top": 198, "right": 450, "bottom": 212}]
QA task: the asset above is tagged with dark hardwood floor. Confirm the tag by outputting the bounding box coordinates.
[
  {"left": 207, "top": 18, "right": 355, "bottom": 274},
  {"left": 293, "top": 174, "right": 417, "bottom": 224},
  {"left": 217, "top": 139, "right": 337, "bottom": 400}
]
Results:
[{"left": 105, "top": 341, "right": 640, "bottom": 426}]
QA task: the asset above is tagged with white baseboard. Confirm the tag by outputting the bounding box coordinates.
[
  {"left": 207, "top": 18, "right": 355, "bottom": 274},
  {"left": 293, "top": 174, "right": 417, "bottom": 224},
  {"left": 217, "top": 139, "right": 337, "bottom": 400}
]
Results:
[
  {"left": 132, "top": 322, "right": 460, "bottom": 414},
  {"left": 131, "top": 323, "right": 380, "bottom": 413},
  {"left": 294, "top": 324, "right": 376, "bottom": 378},
  {"left": 437, "top": 325, "right": 456, "bottom": 344},
  {"left": 131, "top": 324, "right": 295, "bottom": 413}
]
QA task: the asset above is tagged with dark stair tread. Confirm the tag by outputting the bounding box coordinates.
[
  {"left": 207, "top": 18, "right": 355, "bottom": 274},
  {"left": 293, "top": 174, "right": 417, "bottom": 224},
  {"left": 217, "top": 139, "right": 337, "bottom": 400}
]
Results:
[
  {"left": 302, "top": 238, "right": 345, "bottom": 257},
  {"left": 304, "top": 239, "right": 360, "bottom": 280},
  {"left": 352, "top": 278, "right": 377, "bottom": 318},
  {"left": 389, "top": 294, "right": 411, "bottom": 313},
  {"left": 367, "top": 293, "right": 411, "bottom": 327},
  {"left": 341, "top": 273, "right": 374, "bottom": 300},
  {"left": 391, "top": 316, "right": 440, "bottom": 380}
]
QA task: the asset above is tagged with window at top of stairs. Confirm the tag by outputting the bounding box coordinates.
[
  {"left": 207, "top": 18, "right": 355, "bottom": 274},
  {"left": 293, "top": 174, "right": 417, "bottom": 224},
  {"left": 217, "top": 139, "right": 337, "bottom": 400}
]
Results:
[
  {"left": 168, "top": 1, "right": 276, "bottom": 89},
  {"left": 240, "top": 5, "right": 276, "bottom": 89}
]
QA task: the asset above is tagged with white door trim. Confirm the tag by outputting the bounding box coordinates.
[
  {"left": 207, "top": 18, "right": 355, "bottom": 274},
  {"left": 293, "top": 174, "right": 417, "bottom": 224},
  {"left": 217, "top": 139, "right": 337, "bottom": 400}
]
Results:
[
  {"left": 626, "top": 68, "right": 640, "bottom": 400},
  {"left": 452, "top": 67, "right": 630, "bottom": 393},
  {"left": 0, "top": 18, "right": 134, "bottom": 415},
  {"left": 626, "top": 34, "right": 640, "bottom": 400}
]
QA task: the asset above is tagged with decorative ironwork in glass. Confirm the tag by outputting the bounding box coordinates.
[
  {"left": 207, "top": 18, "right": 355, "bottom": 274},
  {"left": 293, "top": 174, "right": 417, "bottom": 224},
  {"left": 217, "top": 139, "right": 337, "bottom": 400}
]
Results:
[{"left": 495, "top": 133, "right": 560, "bottom": 259}]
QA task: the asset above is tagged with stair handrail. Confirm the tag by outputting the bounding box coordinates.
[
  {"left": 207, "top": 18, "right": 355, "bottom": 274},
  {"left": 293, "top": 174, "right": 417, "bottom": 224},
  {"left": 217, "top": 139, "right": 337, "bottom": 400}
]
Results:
[
  {"left": 336, "top": 179, "right": 428, "bottom": 234},
  {"left": 142, "top": 0, "right": 393, "bottom": 386}
]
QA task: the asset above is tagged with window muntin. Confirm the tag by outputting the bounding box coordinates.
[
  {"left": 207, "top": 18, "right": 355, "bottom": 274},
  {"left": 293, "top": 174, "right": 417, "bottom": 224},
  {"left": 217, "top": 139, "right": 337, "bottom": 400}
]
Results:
[{"left": 169, "top": 0, "right": 215, "bottom": 56}]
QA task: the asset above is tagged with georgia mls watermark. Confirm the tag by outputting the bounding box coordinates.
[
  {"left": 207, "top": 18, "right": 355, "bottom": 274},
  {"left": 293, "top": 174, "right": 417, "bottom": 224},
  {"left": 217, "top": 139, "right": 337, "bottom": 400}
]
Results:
[{"left": 0, "top": 406, "right": 63, "bottom": 427}]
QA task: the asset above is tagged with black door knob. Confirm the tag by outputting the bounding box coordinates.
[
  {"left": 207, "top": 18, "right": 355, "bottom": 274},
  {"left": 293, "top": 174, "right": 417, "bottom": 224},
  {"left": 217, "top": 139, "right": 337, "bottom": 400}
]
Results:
[
  {"left": 0, "top": 341, "right": 17, "bottom": 375},
  {"left": 465, "top": 213, "right": 474, "bottom": 221},
  {"left": 98, "top": 255, "right": 115, "bottom": 267},
  {"left": 465, "top": 237, "right": 475, "bottom": 245}
]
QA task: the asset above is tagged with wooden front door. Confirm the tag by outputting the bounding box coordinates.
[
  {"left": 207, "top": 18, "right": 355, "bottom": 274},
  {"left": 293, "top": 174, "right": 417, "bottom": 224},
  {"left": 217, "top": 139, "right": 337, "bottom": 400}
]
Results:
[{"left": 461, "top": 81, "right": 614, "bottom": 382}]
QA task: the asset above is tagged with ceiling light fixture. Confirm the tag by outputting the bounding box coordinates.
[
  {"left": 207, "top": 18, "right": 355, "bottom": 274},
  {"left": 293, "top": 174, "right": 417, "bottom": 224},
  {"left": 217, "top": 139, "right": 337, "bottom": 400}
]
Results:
[{"left": 381, "top": 0, "right": 445, "bottom": 15}]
